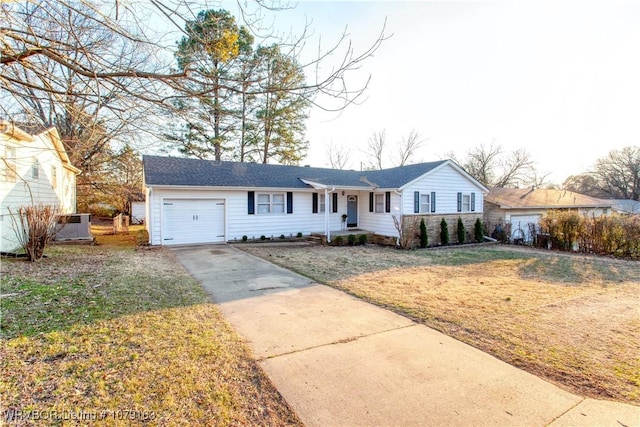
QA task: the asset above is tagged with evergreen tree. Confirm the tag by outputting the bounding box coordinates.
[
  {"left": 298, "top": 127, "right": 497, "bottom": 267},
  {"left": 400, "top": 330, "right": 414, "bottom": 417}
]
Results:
[
  {"left": 440, "top": 218, "right": 449, "bottom": 245},
  {"left": 474, "top": 218, "right": 484, "bottom": 242},
  {"left": 457, "top": 217, "right": 465, "bottom": 244},
  {"left": 419, "top": 218, "right": 428, "bottom": 248}
]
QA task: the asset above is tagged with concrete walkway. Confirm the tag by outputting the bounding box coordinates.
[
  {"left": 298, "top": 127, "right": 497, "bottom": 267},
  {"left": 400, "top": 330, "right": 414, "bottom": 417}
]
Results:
[{"left": 172, "top": 245, "right": 640, "bottom": 427}]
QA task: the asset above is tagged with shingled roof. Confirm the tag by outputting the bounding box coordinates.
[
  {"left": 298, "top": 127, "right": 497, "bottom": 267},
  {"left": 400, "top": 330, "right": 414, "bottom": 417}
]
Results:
[
  {"left": 143, "top": 155, "right": 449, "bottom": 189},
  {"left": 486, "top": 187, "right": 613, "bottom": 209}
]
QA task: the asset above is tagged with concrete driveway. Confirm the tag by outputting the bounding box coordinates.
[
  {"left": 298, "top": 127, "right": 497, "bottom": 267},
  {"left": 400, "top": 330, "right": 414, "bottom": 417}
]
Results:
[{"left": 172, "top": 244, "right": 640, "bottom": 427}]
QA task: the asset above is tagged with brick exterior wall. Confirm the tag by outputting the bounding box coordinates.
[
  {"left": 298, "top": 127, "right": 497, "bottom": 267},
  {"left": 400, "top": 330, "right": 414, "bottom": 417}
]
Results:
[{"left": 397, "top": 213, "right": 484, "bottom": 247}]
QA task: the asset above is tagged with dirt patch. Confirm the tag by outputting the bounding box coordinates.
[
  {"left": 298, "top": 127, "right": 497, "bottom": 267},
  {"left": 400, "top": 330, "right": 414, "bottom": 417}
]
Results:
[{"left": 241, "top": 244, "right": 640, "bottom": 405}]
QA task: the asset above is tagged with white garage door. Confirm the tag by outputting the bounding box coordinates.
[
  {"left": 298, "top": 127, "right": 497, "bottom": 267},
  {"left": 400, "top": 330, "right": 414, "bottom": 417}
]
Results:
[
  {"left": 510, "top": 214, "right": 541, "bottom": 242},
  {"left": 162, "top": 199, "right": 225, "bottom": 245}
]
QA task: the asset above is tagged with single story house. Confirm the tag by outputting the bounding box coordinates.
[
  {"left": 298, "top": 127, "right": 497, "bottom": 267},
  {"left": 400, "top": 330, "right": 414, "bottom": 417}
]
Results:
[
  {"left": 484, "top": 187, "right": 615, "bottom": 242},
  {"left": 0, "top": 121, "right": 81, "bottom": 251},
  {"left": 142, "top": 155, "right": 489, "bottom": 246}
]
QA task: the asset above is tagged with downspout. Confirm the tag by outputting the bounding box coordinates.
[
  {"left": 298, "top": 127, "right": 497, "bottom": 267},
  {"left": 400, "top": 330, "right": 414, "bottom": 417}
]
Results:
[{"left": 325, "top": 187, "right": 336, "bottom": 243}]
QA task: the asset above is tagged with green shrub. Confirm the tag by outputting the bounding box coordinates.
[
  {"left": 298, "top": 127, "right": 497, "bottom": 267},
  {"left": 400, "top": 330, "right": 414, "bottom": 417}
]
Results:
[
  {"left": 136, "top": 229, "right": 150, "bottom": 246},
  {"left": 440, "top": 218, "right": 449, "bottom": 245},
  {"left": 348, "top": 234, "right": 356, "bottom": 246},
  {"left": 457, "top": 217, "right": 465, "bottom": 244},
  {"left": 296, "top": 232, "right": 303, "bottom": 238},
  {"left": 334, "top": 235, "right": 344, "bottom": 246},
  {"left": 419, "top": 218, "right": 428, "bottom": 248},
  {"left": 474, "top": 218, "right": 484, "bottom": 242},
  {"left": 242, "top": 235, "right": 248, "bottom": 242},
  {"left": 260, "top": 235, "right": 266, "bottom": 241},
  {"left": 358, "top": 234, "right": 367, "bottom": 245},
  {"left": 279, "top": 234, "right": 285, "bottom": 239}
]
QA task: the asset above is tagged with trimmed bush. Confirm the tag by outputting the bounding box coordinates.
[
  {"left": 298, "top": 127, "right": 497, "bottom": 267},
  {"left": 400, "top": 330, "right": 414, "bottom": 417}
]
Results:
[
  {"left": 440, "top": 218, "right": 449, "bottom": 245},
  {"left": 358, "top": 234, "right": 367, "bottom": 245},
  {"left": 348, "top": 234, "right": 356, "bottom": 246},
  {"left": 419, "top": 218, "right": 428, "bottom": 248},
  {"left": 260, "top": 235, "right": 266, "bottom": 241},
  {"left": 474, "top": 218, "right": 484, "bottom": 242},
  {"left": 334, "top": 235, "right": 344, "bottom": 246},
  {"left": 242, "top": 235, "right": 248, "bottom": 242},
  {"left": 457, "top": 217, "right": 465, "bottom": 244},
  {"left": 296, "top": 232, "right": 303, "bottom": 238}
]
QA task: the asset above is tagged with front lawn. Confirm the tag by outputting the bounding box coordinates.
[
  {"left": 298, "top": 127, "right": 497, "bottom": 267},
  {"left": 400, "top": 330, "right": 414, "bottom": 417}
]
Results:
[
  {"left": 241, "top": 244, "right": 640, "bottom": 405},
  {"left": 1, "top": 243, "right": 301, "bottom": 425}
]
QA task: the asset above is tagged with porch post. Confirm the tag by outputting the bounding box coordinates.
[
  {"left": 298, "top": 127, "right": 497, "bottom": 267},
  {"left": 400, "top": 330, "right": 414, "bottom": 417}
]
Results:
[{"left": 325, "top": 187, "right": 331, "bottom": 243}]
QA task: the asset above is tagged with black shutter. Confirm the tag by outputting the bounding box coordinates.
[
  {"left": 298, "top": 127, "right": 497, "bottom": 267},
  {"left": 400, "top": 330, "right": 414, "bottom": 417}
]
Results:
[
  {"left": 248, "top": 191, "right": 255, "bottom": 215},
  {"left": 312, "top": 192, "right": 318, "bottom": 213},
  {"left": 287, "top": 192, "right": 293, "bottom": 214},
  {"left": 471, "top": 192, "right": 475, "bottom": 212},
  {"left": 385, "top": 191, "right": 391, "bottom": 213},
  {"left": 332, "top": 192, "right": 338, "bottom": 213},
  {"left": 431, "top": 192, "right": 436, "bottom": 212},
  {"left": 369, "top": 192, "right": 374, "bottom": 212},
  {"left": 457, "top": 192, "right": 462, "bottom": 212},
  {"left": 414, "top": 191, "right": 420, "bottom": 213}
]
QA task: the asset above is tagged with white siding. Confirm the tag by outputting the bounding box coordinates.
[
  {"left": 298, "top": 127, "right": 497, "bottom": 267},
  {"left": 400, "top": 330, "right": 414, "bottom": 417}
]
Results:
[
  {"left": 402, "top": 163, "right": 485, "bottom": 216},
  {"left": 148, "top": 187, "right": 351, "bottom": 245},
  {"left": 1, "top": 129, "right": 77, "bottom": 252},
  {"left": 358, "top": 191, "right": 402, "bottom": 238}
]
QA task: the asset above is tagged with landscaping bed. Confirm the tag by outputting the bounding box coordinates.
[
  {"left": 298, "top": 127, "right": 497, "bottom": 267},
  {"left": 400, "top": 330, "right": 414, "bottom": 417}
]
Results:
[
  {"left": 241, "top": 244, "right": 640, "bottom": 405},
  {"left": 1, "top": 241, "right": 301, "bottom": 425}
]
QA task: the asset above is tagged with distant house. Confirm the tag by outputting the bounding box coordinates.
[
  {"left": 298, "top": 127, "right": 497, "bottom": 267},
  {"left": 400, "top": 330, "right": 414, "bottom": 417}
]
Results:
[
  {"left": 129, "top": 192, "right": 146, "bottom": 224},
  {"left": 484, "top": 187, "right": 614, "bottom": 242},
  {"left": 610, "top": 199, "right": 640, "bottom": 215},
  {"left": 0, "top": 121, "right": 81, "bottom": 251},
  {"left": 142, "top": 155, "right": 488, "bottom": 246}
]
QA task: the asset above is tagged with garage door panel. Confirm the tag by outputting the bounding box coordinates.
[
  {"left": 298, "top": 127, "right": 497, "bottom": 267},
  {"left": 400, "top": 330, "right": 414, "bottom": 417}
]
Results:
[
  {"left": 163, "top": 199, "right": 225, "bottom": 245},
  {"left": 510, "top": 214, "right": 541, "bottom": 242}
]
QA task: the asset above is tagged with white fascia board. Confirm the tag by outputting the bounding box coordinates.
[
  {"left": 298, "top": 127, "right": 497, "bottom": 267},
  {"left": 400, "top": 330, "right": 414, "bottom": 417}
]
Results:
[{"left": 146, "top": 184, "right": 309, "bottom": 192}]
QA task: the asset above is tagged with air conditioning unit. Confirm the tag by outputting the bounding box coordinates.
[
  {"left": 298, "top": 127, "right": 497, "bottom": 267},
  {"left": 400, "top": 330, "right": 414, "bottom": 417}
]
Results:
[{"left": 55, "top": 214, "right": 92, "bottom": 241}]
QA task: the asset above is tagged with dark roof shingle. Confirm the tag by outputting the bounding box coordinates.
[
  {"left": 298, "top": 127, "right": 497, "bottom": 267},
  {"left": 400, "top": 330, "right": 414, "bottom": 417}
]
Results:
[{"left": 143, "top": 155, "right": 449, "bottom": 189}]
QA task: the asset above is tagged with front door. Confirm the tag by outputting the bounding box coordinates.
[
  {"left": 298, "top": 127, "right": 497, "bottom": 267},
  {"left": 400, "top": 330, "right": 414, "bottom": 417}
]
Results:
[{"left": 347, "top": 195, "right": 358, "bottom": 228}]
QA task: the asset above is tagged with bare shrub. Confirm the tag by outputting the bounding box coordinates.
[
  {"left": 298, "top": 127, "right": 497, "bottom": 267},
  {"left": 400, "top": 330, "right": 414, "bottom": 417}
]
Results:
[
  {"left": 392, "top": 215, "right": 420, "bottom": 249},
  {"left": 9, "top": 204, "right": 62, "bottom": 261}
]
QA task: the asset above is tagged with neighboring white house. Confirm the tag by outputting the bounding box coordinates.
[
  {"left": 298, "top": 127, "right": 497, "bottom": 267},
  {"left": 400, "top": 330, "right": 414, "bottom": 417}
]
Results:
[
  {"left": 143, "top": 155, "right": 489, "bottom": 246},
  {"left": 0, "top": 121, "right": 81, "bottom": 252}
]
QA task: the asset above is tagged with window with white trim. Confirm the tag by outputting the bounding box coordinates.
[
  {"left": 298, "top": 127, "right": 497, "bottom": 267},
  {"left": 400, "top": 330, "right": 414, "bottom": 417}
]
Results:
[
  {"left": 4, "top": 147, "right": 16, "bottom": 182},
  {"left": 51, "top": 166, "right": 57, "bottom": 189},
  {"left": 420, "top": 194, "right": 430, "bottom": 213},
  {"left": 319, "top": 194, "right": 326, "bottom": 213},
  {"left": 32, "top": 159, "right": 39, "bottom": 179},
  {"left": 257, "top": 193, "right": 285, "bottom": 214},
  {"left": 463, "top": 194, "right": 471, "bottom": 212},
  {"left": 374, "top": 193, "right": 384, "bottom": 213}
]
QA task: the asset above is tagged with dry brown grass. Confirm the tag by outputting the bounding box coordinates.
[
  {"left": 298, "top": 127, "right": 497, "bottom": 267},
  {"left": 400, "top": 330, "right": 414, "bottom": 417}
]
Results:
[
  {"left": 1, "top": 240, "right": 301, "bottom": 426},
  {"left": 241, "top": 244, "right": 640, "bottom": 405}
]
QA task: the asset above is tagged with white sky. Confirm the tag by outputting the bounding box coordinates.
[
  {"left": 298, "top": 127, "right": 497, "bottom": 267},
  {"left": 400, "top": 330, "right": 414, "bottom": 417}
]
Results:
[{"left": 218, "top": 1, "right": 640, "bottom": 184}]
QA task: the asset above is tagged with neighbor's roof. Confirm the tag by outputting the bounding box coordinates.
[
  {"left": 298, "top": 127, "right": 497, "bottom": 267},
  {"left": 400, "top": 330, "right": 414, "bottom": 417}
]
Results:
[
  {"left": 142, "top": 155, "right": 452, "bottom": 189},
  {"left": 610, "top": 199, "right": 640, "bottom": 214},
  {"left": 486, "top": 187, "right": 614, "bottom": 209}
]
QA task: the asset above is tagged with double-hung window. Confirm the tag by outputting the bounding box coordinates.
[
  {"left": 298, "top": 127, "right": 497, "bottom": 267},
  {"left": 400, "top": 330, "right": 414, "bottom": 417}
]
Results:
[
  {"left": 463, "top": 194, "right": 471, "bottom": 212},
  {"left": 374, "top": 194, "right": 385, "bottom": 213},
  {"left": 319, "top": 194, "right": 326, "bottom": 213},
  {"left": 420, "top": 194, "right": 430, "bottom": 213},
  {"left": 257, "top": 193, "right": 285, "bottom": 214}
]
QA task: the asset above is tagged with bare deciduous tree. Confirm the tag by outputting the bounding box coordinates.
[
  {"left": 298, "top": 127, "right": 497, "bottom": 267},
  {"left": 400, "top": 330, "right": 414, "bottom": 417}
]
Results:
[
  {"left": 364, "top": 130, "right": 386, "bottom": 170},
  {"left": 396, "top": 129, "right": 425, "bottom": 167},
  {"left": 564, "top": 146, "right": 640, "bottom": 200},
  {"left": 325, "top": 141, "right": 352, "bottom": 169},
  {"left": 450, "top": 141, "right": 536, "bottom": 188}
]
